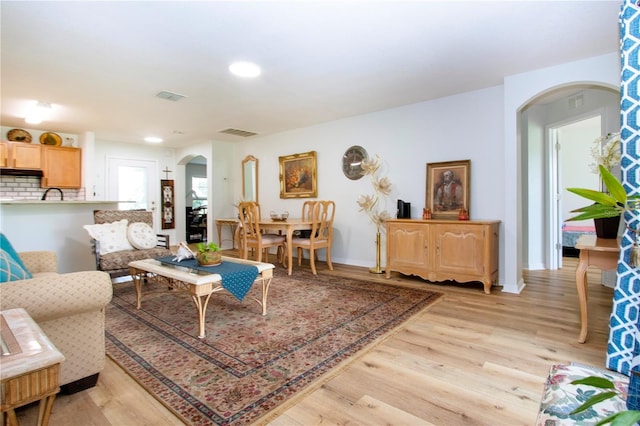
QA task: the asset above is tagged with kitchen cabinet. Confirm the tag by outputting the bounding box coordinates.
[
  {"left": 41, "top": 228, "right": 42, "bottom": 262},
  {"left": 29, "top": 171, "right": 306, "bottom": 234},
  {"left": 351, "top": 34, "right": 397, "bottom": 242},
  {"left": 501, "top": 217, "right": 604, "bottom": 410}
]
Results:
[
  {"left": 42, "top": 146, "right": 81, "bottom": 188},
  {"left": 0, "top": 141, "right": 42, "bottom": 169},
  {"left": 0, "top": 142, "right": 7, "bottom": 167},
  {"left": 386, "top": 219, "right": 500, "bottom": 294}
]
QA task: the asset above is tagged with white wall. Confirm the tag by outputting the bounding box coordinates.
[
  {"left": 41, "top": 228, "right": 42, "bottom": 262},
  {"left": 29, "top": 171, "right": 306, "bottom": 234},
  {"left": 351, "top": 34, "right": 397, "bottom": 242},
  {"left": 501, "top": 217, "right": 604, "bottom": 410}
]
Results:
[
  {"left": 236, "top": 85, "right": 506, "bottom": 273},
  {"left": 1, "top": 202, "right": 121, "bottom": 273},
  {"left": 523, "top": 105, "right": 547, "bottom": 270}
]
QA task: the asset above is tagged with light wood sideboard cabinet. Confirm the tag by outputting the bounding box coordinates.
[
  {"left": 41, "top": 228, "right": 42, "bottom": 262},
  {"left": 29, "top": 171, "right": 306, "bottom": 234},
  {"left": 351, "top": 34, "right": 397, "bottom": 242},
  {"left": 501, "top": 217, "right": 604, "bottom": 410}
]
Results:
[
  {"left": 385, "top": 219, "right": 500, "bottom": 294},
  {"left": 42, "top": 145, "right": 82, "bottom": 188}
]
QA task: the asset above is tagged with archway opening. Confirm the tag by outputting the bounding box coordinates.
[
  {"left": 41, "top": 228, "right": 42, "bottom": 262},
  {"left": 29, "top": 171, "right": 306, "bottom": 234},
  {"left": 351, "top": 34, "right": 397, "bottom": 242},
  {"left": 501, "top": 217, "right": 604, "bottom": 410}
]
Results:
[{"left": 519, "top": 84, "right": 619, "bottom": 274}]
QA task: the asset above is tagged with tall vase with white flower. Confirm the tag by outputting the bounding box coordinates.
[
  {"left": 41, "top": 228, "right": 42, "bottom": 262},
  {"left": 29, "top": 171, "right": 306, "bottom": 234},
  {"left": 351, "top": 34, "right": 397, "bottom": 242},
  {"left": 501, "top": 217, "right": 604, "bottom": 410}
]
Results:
[
  {"left": 589, "top": 132, "right": 621, "bottom": 238},
  {"left": 590, "top": 132, "right": 621, "bottom": 177},
  {"left": 356, "top": 154, "right": 392, "bottom": 274}
]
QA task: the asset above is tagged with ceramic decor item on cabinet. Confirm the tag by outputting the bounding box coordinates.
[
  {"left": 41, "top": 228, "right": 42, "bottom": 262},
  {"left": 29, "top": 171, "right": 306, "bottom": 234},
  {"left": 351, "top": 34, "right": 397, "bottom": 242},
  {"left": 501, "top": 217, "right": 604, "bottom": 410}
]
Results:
[
  {"left": 6, "top": 129, "right": 32, "bottom": 143},
  {"left": 39, "top": 132, "right": 62, "bottom": 146}
]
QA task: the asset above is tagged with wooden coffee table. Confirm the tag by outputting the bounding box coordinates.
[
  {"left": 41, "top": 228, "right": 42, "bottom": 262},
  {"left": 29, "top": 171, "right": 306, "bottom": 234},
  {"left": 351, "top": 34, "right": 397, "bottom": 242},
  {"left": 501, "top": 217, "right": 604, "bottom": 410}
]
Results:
[
  {"left": 1, "top": 308, "right": 65, "bottom": 426},
  {"left": 128, "top": 256, "right": 274, "bottom": 338}
]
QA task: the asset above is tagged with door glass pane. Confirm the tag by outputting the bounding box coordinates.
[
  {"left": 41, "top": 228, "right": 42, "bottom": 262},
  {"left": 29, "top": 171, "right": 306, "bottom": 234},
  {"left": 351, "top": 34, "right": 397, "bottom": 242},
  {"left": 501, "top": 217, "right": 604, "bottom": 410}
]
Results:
[
  {"left": 118, "top": 166, "right": 148, "bottom": 210},
  {"left": 191, "top": 177, "right": 207, "bottom": 209}
]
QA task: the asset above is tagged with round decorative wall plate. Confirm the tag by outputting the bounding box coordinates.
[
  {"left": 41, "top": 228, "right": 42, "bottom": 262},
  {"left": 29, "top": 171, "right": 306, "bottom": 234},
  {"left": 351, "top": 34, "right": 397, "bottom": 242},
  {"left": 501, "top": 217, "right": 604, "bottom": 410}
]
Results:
[
  {"left": 7, "top": 128, "right": 32, "bottom": 143},
  {"left": 39, "top": 132, "right": 62, "bottom": 146},
  {"left": 342, "top": 145, "right": 368, "bottom": 180}
]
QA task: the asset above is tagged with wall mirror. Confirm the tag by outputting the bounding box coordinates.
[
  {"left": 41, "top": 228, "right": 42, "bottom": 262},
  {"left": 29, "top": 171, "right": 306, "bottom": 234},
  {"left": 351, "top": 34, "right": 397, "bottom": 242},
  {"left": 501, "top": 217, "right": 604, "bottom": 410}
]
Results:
[{"left": 242, "top": 155, "right": 258, "bottom": 202}]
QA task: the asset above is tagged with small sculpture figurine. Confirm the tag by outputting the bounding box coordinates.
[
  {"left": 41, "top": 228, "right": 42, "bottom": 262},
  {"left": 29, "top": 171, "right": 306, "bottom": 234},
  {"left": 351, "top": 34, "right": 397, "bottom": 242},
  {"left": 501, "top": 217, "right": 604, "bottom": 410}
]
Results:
[
  {"left": 423, "top": 208, "right": 432, "bottom": 220},
  {"left": 173, "top": 242, "right": 195, "bottom": 262},
  {"left": 458, "top": 208, "right": 469, "bottom": 220}
]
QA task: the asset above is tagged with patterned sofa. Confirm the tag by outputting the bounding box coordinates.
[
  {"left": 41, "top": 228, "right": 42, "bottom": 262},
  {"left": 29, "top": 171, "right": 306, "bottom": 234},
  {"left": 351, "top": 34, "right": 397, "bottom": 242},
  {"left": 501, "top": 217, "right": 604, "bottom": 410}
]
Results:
[{"left": 0, "top": 251, "right": 113, "bottom": 393}]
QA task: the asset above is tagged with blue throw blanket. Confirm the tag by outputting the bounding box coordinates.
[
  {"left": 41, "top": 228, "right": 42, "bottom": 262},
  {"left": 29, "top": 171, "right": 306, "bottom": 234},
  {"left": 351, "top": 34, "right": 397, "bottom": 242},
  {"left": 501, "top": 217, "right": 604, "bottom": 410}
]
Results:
[{"left": 155, "top": 256, "right": 259, "bottom": 301}]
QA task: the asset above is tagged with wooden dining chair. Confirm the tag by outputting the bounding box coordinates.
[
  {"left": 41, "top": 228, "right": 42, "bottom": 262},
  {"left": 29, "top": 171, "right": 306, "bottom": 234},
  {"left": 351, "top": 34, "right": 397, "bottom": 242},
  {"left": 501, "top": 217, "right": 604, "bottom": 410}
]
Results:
[
  {"left": 290, "top": 200, "right": 335, "bottom": 274},
  {"left": 297, "top": 200, "right": 317, "bottom": 239},
  {"left": 237, "top": 201, "right": 285, "bottom": 263},
  {"left": 302, "top": 201, "right": 316, "bottom": 221}
]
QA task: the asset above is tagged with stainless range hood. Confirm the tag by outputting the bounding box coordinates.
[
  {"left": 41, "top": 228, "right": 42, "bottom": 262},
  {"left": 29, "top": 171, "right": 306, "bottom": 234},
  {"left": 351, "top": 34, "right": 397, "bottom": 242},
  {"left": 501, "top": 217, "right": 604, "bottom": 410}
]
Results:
[{"left": 0, "top": 168, "right": 44, "bottom": 177}]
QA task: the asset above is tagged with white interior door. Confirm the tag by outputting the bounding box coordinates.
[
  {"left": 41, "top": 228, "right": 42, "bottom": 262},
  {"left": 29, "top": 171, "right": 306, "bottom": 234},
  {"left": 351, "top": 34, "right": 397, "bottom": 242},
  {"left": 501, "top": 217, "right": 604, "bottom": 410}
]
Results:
[
  {"left": 107, "top": 157, "right": 159, "bottom": 225},
  {"left": 548, "top": 116, "right": 601, "bottom": 268}
]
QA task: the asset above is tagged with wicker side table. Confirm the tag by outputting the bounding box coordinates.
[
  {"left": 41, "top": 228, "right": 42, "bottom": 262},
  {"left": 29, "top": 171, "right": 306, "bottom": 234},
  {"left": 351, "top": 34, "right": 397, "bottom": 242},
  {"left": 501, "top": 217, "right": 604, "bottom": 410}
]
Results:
[{"left": 1, "top": 308, "right": 65, "bottom": 426}]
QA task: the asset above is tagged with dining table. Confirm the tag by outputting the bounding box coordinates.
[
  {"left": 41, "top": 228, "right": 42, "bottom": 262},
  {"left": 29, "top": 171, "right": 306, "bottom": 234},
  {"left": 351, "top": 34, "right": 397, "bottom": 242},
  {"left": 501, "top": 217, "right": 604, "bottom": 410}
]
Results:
[
  {"left": 215, "top": 217, "right": 316, "bottom": 275},
  {"left": 215, "top": 218, "right": 240, "bottom": 249},
  {"left": 259, "top": 218, "right": 315, "bottom": 276}
]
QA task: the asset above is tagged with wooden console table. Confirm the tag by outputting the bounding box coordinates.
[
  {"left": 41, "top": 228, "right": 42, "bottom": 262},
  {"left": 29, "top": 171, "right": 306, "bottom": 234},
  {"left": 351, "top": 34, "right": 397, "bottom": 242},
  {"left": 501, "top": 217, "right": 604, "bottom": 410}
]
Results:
[
  {"left": 575, "top": 235, "right": 620, "bottom": 343},
  {"left": 215, "top": 218, "right": 239, "bottom": 249},
  {"left": 1, "top": 308, "right": 65, "bottom": 426}
]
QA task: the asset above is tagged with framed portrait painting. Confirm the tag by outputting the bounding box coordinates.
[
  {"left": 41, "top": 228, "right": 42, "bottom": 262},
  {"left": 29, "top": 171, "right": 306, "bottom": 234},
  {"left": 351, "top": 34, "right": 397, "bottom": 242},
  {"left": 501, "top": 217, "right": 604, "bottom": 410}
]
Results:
[
  {"left": 426, "top": 160, "right": 470, "bottom": 219},
  {"left": 279, "top": 151, "right": 318, "bottom": 198}
]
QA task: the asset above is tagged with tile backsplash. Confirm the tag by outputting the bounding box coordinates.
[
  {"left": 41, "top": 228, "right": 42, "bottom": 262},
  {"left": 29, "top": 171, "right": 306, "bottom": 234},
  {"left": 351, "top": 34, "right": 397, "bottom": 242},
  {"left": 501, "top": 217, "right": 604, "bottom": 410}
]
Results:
[{"left": 0, "top": 175, "right": 85, "bottom": 200}]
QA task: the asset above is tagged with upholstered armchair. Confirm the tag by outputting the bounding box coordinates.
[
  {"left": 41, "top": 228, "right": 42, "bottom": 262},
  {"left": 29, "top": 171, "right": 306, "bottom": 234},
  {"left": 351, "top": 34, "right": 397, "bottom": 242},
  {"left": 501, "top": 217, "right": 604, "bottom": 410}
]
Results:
[
  {"left": 0, "top": 250, "right": 113, "bottom": 393},
  {"left": 87, "top": 210, "right": 172, "bottom": 279}
]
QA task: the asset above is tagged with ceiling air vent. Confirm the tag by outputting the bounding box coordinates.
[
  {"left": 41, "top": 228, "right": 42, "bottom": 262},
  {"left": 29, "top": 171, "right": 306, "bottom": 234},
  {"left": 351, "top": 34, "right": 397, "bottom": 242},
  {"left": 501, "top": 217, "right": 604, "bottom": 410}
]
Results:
[
  {"left": 155, "top": 91, "right": 186, "bottom": 101},
  {"left": 219, "top": 128, "right": 258, "bottom": 137},
  {"left": 568, "top": 93, "right": 584, "bottom": 109}
]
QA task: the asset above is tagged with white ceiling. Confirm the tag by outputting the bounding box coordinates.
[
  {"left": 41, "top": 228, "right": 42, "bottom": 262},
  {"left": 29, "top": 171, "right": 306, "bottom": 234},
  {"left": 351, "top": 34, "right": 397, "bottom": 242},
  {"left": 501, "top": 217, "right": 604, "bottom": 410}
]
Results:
[{"left": 0, "top": 1, "right": 621, "bottom": 148}]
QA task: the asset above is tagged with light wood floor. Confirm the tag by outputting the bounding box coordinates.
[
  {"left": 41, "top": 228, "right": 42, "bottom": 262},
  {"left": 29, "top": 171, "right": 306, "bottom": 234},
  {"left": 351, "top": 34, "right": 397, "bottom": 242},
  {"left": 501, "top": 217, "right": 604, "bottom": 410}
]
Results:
[{"left": 15, "top": 254, "right": 614, "bottom": 425}]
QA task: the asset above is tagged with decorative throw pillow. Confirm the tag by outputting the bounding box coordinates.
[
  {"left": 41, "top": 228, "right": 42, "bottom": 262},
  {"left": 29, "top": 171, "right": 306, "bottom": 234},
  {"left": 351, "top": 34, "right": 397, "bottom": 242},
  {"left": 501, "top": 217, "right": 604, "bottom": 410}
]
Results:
[
  {"left": 83, "top": 219, "right": 133, "bottom": 255},
  {"left": 0, "top": 233, "right": 32, "bottom": 278},
  {"left": 536, "top": 363, "right": 628, "bottom": 425},
  {"left": 0, "top": 248, "right": 31, "bottom": 283},
  {"left": 127, "top": 222, "right": 157, "bottom": 250}
]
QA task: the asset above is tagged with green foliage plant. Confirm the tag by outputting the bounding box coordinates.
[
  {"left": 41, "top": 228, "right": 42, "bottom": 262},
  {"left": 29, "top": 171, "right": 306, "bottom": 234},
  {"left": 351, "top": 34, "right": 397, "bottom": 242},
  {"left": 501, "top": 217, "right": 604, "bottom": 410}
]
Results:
[
  {"left": 566, "top": 165, "right": 640, "bottom": 221},
  {"left": 196, "top": 242, "right": 220, "bottom": 253},
  {"left": 570, "top": 376, "right": 640, "bottom": 425}
]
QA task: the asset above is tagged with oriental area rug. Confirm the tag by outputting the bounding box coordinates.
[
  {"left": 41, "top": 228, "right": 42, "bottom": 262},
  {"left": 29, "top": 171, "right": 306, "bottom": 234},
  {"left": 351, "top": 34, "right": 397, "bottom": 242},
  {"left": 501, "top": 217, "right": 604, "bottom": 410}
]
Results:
[{"left": 105, "top": 268, "right": 442, "bottom": 425}]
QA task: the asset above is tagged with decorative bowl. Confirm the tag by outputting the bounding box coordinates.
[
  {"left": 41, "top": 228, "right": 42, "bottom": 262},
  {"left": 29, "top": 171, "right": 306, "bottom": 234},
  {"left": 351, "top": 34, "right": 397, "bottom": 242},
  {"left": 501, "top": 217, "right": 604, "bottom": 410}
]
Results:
[
  {"left": 196, "top": 251, "right": 222, "bottom": 266},
  {"left": 270, "top": 211, "right": 289, "bottom": 222}
]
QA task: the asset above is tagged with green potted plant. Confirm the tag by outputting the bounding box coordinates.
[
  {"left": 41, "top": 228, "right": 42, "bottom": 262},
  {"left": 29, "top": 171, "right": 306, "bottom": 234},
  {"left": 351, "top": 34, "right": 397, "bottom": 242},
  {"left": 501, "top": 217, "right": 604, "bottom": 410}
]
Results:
[
  {"left": 195, "top": 242, "right": 222, "bottom": 266},
  {"left": 566, "top": 165, "right": 640, "bottom": 238}
]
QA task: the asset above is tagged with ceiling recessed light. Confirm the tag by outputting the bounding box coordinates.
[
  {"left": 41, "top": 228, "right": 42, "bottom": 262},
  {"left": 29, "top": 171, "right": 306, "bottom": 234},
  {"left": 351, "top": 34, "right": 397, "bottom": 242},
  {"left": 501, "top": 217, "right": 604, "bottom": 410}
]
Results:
[
  {"left": 229, "top": 61, "right": 261, "bottom": 78},
  {"left": 144, "top": 136, "right": 163, "bottom": 143},
  {"left": 25, "top": 102, "right": 52, "bottom": 124}
]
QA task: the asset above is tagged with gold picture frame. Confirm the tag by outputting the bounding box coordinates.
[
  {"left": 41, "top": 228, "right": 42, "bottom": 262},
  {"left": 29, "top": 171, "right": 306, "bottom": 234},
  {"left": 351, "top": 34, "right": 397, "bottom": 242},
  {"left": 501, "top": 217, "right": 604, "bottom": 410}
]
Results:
[
  {"left": 279, "top": 151, "right": 318, "bottom": 198},
  {"left": 426, "top": 160, "right": 470, "bottom": 219}
]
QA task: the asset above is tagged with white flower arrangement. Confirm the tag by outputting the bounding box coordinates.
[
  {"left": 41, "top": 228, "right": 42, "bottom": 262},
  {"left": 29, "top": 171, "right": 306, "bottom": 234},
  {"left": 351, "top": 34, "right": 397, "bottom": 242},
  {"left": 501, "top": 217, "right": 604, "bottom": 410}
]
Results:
[
  {"left": 589, "top": 132, "right": 621, "bottom": 174},
  {"left": 356, "top": 154, "right": 392, "bottom": 232}
]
